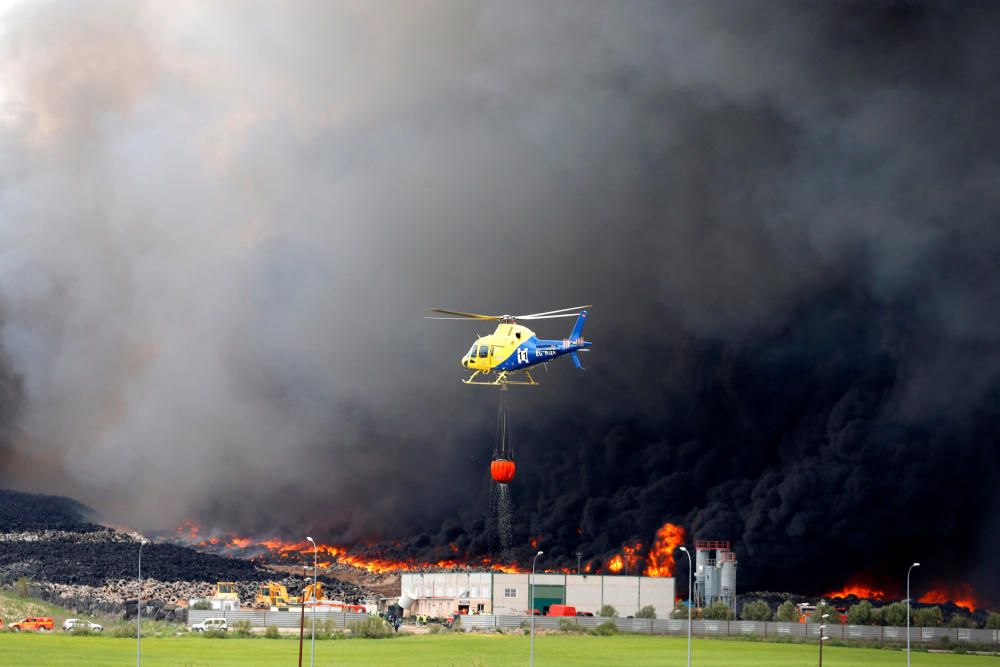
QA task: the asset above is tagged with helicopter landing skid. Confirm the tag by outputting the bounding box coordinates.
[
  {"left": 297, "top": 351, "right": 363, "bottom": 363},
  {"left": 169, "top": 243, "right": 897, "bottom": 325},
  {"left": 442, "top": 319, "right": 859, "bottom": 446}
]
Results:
[{"left": 462, "top": 370, "right": 539, "bottom": 386}]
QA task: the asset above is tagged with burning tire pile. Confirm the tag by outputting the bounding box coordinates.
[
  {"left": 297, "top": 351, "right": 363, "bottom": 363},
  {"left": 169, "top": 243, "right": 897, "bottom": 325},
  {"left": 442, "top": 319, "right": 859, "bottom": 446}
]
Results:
[{"left": 0, "top": 489, "right": 371, "bottom": 621}]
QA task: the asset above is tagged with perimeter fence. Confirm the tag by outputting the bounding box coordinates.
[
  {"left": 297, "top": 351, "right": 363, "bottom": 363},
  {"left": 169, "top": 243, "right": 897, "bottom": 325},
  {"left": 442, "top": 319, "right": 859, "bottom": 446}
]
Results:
[
  {"left": 457, "top": 615, "right": 1000, "bottom": 646},
  {"left": 188, "top": 609, "right": 366, "bottom": 629}
]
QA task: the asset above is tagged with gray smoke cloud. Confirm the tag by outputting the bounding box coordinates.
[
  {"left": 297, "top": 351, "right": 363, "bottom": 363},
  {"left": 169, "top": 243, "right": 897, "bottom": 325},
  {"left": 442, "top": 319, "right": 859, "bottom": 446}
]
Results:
[{"left": 1, "top": 1, "right": 999, "bottom": 597}]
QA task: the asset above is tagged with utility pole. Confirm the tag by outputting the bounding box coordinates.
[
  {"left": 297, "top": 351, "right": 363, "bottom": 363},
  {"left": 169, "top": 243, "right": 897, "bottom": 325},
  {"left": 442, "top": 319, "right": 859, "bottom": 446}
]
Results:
[
  {"left": 818, "top": 613, "right": 829, "bottom": 667},
  {"left": 137, "top": 539, "right": 147, "bottom": 667},
  {"left": 576, "top": 552, "right": 582, "bottom": 575},
  {"left": 907, "top": 562, "right": 920, "bottom": 667},
  {"left": 307, "top": 537, "right": 318, "bottom": 667},
  {"left": 530, "top": 550, "right": 543, "bottom": 667}
]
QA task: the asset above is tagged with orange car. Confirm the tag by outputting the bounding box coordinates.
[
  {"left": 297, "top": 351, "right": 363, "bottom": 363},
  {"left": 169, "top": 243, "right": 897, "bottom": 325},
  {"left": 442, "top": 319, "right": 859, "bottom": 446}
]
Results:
[{"left": 8, "top": 616, "right": 54, "bottom": 632}]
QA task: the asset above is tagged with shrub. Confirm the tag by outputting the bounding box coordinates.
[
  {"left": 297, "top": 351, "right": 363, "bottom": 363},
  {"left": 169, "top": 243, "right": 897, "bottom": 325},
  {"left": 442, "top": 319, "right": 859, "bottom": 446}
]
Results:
[
  {"left": 264, "top": 625, "right": 280, "bottom": 639},
  {"left": 948, "top": 613, "right": 974, "bottom": 628},
  {"left": 14, "top": 577, "right": 30, "bottom": 598},
  {"left": 598, "top": 604, "right": 617, "bottom": 618},
  {"left": 348, "top": 616, "right": 395, "bottom": 639},
  {"left": 558, "top": 618, "right": 583, "bottom": 632},
  {"left": 635, "top": 605, "right": 656, "bottom": 619},
  {"left": 987, "top": 612, "right": 1000, "bottom": 630},
  {"left": 913, "top": 606, "right": 943, "bottom": 627},
  {"left": 670, "top": 606, "right": 691, "bottom": 620},
  {"left": 589, "top": 620, "right": 619, "bottom": 636},
  {"left": 775, "top": 600, "right": 798, "bottom": 623},
  {"left": 231, "top": 620, "right": 254, "bottom": 637},
  {"left": 740, "top": 600, "right": 771, "bottom": 622},
  {"left": 203, "top": 629, "right": 227, "bottom": 639},
  {"left": 428, "top": 624, "right": 445, "bottom": 634},
  {"left": 191, "top": 600, "right": 213, "bottom": 611},
  {"left": 702, "top": 601, "right": 735, "bottom": 621},
  {"left": 68, "top": 625, "right": 93, "bottom": 636},
  {"left": 109, "top": 624, "right": 137, "bottom": 638},
  {"left": 882, "top": 602, "right": 908, "bottom": 627},
  {"left": 311, "top": 618, "right": 337, "bottom": 640},
  {"left": 847, "top": 600, "right": 874, "bottom": 626}
]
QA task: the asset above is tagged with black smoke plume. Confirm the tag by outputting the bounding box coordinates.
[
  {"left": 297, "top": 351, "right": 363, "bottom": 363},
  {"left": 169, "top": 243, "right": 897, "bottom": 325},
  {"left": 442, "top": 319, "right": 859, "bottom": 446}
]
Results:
[{"left": 1, "top": 1, "right": 999, "bottom": 603}]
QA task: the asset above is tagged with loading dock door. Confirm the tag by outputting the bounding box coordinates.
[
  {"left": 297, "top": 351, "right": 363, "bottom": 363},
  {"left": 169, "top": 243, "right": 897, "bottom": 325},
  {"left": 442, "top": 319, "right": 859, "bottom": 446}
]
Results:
[{"left": 528, "top": 584, "right": 565, "bottom": 615}]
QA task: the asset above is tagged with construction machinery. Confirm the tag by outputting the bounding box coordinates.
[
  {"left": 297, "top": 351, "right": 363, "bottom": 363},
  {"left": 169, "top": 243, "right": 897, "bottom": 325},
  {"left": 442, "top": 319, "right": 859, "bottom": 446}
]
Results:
[
  {"left": 210, "top": 581, "right": 240, "bottom": 610},
  {"left": 300, "top": 581, "right": 327, "bottom": 603},
  {"left": 253, "top": 581, "right": 299, "bottom": 609}
]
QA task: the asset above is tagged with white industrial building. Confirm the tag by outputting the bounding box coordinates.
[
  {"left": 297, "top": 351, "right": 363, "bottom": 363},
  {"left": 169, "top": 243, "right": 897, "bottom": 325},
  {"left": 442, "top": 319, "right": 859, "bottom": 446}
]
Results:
[{"left": 399, "top": 572, "right": 674, "bottom": 618}]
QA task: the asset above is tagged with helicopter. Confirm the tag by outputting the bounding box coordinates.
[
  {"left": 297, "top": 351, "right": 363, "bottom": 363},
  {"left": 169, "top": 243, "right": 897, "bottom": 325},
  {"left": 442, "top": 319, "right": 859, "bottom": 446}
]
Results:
[{"left": 427, "top": 305, "right": 592, "bottom": 385}]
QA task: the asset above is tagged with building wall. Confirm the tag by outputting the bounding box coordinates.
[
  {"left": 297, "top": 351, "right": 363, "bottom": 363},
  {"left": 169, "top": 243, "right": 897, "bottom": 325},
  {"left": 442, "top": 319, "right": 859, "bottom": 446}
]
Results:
[
  {"left": 637, "top": 577, "right": 674, "bottom": 617},
  {"left": 399, "top": 571, "right": 675, "bottom": 619},
  {"left": 491, "top": 573, "right": 531, "bottom": 615},
  {"left": 400, "top": 572, "right": 493, "bottom": 617},
  {"left": 493, "top": 573, "right": 674, "bottom": 617},
  {"left": 564, "top": 575, "right": 603, "bottom": 612}
]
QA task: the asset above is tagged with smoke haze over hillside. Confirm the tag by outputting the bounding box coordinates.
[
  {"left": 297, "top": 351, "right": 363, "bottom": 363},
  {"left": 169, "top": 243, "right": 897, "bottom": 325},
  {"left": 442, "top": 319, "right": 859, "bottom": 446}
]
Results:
[{"left": 1, "top": 1, "right": 999, "bottom": 600}]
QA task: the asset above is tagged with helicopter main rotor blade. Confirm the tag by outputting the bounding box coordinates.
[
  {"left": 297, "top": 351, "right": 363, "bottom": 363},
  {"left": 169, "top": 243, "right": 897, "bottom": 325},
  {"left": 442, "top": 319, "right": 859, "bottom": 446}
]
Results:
[
  {"left": 427, "top": 308, "right": 500, "bottom": 320},
  {"left": 518, "top": 305, "right": 592, "bottom": 318}
]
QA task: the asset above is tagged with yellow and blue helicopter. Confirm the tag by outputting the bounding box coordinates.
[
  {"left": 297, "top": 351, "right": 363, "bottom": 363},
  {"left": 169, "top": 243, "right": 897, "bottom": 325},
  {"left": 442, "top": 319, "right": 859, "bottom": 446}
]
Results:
[{"left": 427, "top": 305, "right": 592, "bottom": 385}]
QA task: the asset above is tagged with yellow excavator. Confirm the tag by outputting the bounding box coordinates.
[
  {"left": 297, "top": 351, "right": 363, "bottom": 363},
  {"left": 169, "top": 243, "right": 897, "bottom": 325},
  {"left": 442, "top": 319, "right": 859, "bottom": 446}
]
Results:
[
  {"left": 253, "top": 582, "right": 299, "bottom": 609},
  {"left": 301, "top": 581, "right": 327, "bottom": 602}
]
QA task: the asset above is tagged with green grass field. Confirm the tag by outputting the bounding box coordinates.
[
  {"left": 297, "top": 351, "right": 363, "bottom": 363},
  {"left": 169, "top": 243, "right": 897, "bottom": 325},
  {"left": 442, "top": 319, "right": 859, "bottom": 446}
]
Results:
[{"left": 0, "top": 633, "right": 996, "bottom": 666}]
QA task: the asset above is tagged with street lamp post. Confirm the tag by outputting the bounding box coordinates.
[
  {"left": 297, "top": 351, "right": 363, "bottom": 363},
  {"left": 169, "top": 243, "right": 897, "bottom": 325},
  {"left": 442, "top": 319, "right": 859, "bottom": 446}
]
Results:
[
  {"left": 306, "top": 537, "right": 318, "bottom": 667},
  {"left": 819, "top": 614, "right": 829, "bottom": 667},
  {"left": 299, "top": 568, "right": 309, "bottom": 667},
  {"left": 530, "top": 550, "right": 543, "bottom": 667},
  {"left": 679, "top": 546, "right": 692, "bottom": 667},
  {"left": 137, "top": 539, "right": 147, "bottom": 667},
  {"left": 907, "top": 562, "right": 920, "bottom": 667},
  {"left": 576, "top": 552, "right": 582, "bottom": 575}
]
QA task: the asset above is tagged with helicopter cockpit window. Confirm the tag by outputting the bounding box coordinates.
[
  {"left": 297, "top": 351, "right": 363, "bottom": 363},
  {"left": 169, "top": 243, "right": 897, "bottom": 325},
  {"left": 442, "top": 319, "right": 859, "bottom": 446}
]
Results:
[
  {"left": 468, "top": 345, "right": 477, "bottom": 358},
  {"left": 478, "top": 345, "right": 488, "bottom": 358}
]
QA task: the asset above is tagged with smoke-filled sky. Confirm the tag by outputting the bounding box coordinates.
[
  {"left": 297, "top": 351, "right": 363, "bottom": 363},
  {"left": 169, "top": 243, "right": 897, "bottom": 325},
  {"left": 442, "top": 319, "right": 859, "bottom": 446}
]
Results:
[{"left": 2, "top": 1, "right": 999, "bottom": 599}]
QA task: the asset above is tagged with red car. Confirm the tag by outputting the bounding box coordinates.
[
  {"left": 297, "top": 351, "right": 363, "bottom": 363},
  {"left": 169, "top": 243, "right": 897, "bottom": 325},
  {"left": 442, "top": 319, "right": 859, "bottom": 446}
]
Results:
[{"left": 9, "top": 616, "right": 54, "bottom": 632}]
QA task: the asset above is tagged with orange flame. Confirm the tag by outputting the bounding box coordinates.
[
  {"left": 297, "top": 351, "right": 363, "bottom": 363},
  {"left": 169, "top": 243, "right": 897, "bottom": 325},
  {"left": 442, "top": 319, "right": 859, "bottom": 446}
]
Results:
[
  {"left": 824, "top": 577, "right": 887, "bottom": 601},
  {"left": 919, "top": 583, "right": 980, "bottom": 612},
  {"left": 643, "top": 522, "right": 686, "bottom": 577},
  {"left": 607, "top": 554, "right": 624, "bottom": 573},
  {"left": 172, "top": 524, "right": 521, "bottom": 575},
  {"left": 825, "top": 584, "right": 886, "bottom": 601}
]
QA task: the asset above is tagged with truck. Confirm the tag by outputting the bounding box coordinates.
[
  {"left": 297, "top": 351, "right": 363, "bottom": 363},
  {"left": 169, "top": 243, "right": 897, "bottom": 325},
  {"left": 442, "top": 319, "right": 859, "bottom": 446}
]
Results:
[
  {"left": 8, "top": 616, "right": 54, "bottom": 632},
  {"left": 546, "top": 605, "right": 577, "bottom": 617}
]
